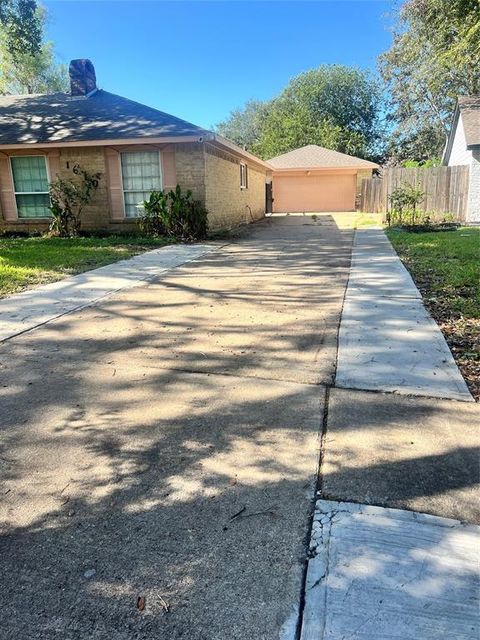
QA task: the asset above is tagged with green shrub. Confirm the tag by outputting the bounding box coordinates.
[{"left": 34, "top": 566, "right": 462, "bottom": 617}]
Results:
[
  {"left": 139, "top": 185, "right": 208, "bottom": 242},
  {"left": 401, "top": 158, "right": 440, "bottom": 168},
  {"left": 387, "top": 183, "right": 424, "bottom": 226},
  {"left": 138, "top": 190, "right": 170, "bottom": 236},
  {"left": 49, "top": 165, "right": 101, "bottom": 237}
]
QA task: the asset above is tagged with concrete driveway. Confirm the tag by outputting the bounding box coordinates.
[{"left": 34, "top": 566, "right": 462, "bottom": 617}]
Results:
[{"left": 0, "top": 215, "right": 352, "bottom": 640}]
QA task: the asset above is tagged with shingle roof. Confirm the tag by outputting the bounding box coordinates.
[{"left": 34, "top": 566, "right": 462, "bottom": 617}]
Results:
[
  {"left": 0, "top": 89, "right": 210, "bottom": 145},
  {"left": 458, "top": 95, "right": 480, "bottom": 147},
  {"left": 267, "top": 144, "right": 378, "bottom": 170}
]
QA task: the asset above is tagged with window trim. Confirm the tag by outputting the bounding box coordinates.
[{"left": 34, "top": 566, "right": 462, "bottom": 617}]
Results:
[
  {"left": 240, "top": 162, "right": 248, "bottom": 190},
  {"left": 120, "top": 150, "right": 163, "bottom": 219},
  {"left": 9, "top": 154, "right": 51, "bottom": 219}
]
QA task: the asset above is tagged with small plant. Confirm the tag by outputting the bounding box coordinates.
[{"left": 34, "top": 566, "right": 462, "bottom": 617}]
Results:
[
  {"left": 138, "top": 190, "right": 170, "bottom": 236},
  {"left": 138, "top": 185, "right": 208, "bottom": 242},
  {"left": 49, "top": 165, "right": 101, "bottom": 237},
  {"left": 387, "top": 183, "right": 424, "bottom": 226}
]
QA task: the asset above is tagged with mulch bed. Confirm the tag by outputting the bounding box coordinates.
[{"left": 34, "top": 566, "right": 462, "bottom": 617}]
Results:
[{"left": 416, "top": 281, "right": 480, "bottom": 402}]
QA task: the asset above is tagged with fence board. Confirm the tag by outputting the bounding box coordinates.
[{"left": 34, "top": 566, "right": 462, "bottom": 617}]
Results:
[{"left": 360, "top": 165, "right": 469, "bottom": 221}]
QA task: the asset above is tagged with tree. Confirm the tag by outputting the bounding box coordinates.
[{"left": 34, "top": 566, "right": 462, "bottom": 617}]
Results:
[
  {"left": 379, "top": 0, "right": 480, "bottom": 163},
  {"left": 216, "top": 100, "right": 268, "bottom": 154},
  {"left": 0, "top": 0, "right": 42, "bottom": 59},
  {"left": 215, "top": 65, "right": 382, "bottom": 161},
  {"left": 0, "top": 1, "right": 68, "bottom": 94}
]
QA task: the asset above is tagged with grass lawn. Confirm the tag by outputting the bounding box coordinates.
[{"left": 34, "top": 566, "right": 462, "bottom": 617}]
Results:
[
  {"left": 387, "top": 227, "right": 480, "bottom": 400},
  {"left": 0, "top": 235, "right": 176, "bottom": 298}
]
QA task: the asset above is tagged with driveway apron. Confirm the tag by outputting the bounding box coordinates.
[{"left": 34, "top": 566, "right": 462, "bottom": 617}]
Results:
[{"left": 0, "top": 215, "right": 352, "bottom": 640}]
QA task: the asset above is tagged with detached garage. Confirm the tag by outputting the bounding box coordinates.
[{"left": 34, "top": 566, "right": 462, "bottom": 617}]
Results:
[{"left": 268, "top": 145, "right": 378, "bottom": 213}]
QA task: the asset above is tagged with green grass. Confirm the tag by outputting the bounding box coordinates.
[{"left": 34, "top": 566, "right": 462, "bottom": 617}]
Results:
[
  {"left": 353, "top": 212, "right": 383, "bottom": 228},
  {"left": 387, "top": 227, "right": 480, "bottom": 400},
  {"left": 386, "top": 227, "right": 480, "bottom": 318},
  {"left": 0, "top": 235, "right": 175, "bottom": 297}
]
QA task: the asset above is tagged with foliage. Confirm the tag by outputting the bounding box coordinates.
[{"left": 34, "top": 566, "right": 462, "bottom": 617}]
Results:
[
  {"left": 0, "top": 234, "right": 175, "bottom": 297},
  {"left": 379, "top": 0, "right": 480, "bottom": 163},
  {"left": 216, "top": 100, "right": 268, "bottom": 152},
  {"left": 0, "top": 0, "right": 41, "bottom": 59},
  {"left": 139, "top": 185, "right": 208, "bottom": 242},
  {"left": 139, "top": 190, "right": 170, "bottom": 236},
  {"left": 387, "top": 183, "right": 425, "bottom": 225},
  {"left": 48, "top": 165, "right": 101, "bottom": 237},
  {"left": 0, "top": 2, "right": 68, "bottom": 94},
  {"left": 402, "top": 158, "right": 441, "bottom": 168},
  {"left": 215, "top": 65, "right": 382, "bottom": 161}
]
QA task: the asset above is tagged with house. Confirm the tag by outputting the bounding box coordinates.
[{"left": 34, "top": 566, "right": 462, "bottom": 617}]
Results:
[
  {"left": 442, "top": 96, "right": 480, "bottom": 223},
  {"left": 267, "top": 145, "right": 378, "bottom": 213},
  {"left": 0, "top": 59, "right": 269, "bottom": 233}
]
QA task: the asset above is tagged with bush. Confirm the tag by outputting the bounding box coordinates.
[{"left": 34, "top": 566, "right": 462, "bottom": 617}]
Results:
[
  {"left": 386, "top": 183, "right": 424, "bottom": 226},
  {"left": 139, "top": 191, "right": 170, "bottom": 236},
  {"left": 49, "top": 165, "right": 101, "bottom": 237},
  {"left": 139, "top": 185, "right": 208, "bottom": 242}
]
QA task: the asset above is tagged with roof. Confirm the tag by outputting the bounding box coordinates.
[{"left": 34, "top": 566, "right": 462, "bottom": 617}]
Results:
[
  {"left": 0, "top": 89, "right": 210, "bottom": 145},
  {"left": 457, "top": 96, "right": 480, "bottom": 147},
  {"left": 442, "top": 95, "right": 480, "bottom": 164},
  {"left": 267, "top": 144, "right": 378, "bottom": 170}
]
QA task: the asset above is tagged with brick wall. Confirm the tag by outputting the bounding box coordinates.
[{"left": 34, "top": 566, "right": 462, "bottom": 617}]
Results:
[
  {"left": 58, "top": 147, "right": 112, "bottom": 230},
  {"left": 0, "top": 146, "right": 133, "bottom": 233},
  {"left": 204, "top": 144, "right": 266, "bottom": 229},
  {"left": 174, "top": 142, "right": 206, "bottom": 202},
  {"left": 1, "top": 141, "right": 268, "bottom": 234}
]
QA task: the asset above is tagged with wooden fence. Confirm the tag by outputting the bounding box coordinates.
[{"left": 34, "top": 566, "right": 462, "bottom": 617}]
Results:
[{"left": 360, "top": 165, "right": 470, "bottom": 221}]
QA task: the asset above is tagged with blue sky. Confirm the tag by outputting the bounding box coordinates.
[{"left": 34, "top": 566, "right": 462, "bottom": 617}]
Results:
[{"left": 44, "top": 1, "right": 394, "bottom": 129}]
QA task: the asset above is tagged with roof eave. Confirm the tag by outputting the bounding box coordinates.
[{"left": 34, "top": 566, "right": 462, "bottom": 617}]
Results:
[
  {"left": 210, "top": 134, "right": 272, "bottom": 169},
  {"left": 442, "top": 101, "right": 461, "bottom": 165},
  {"left": 0, "top": 134, "right": 209, "bottom": 150},
  {"left": 271, "top": 164, "right": 378, "bottom": 172}
]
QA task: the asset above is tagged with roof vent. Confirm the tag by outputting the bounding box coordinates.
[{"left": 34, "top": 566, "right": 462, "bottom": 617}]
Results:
[{"left": 69, "top": 59, "right": 97, "bottom": 97}]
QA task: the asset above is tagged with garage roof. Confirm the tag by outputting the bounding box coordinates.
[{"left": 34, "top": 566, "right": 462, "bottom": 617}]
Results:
[{"left": 268, "top": 145, "right": 379, "bottom": 170}]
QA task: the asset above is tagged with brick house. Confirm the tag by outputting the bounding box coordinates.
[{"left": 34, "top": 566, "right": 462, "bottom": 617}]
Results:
[
  {"left": 0, "top": 59, "right": 270, "bottom": 233},
  {"left": 442, "top": 96, "right": 480, "bottom": 224}
]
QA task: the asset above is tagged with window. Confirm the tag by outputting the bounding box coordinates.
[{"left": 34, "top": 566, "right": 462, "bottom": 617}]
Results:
[
  {"left": 11, "top": 155, "right": 50, "bottom": 218},
  {"left": 240, "top": 162, "right": 248, "bottom": 189},
  {"left": 121, "top": 151, "right": 162, "bottom": 217}
]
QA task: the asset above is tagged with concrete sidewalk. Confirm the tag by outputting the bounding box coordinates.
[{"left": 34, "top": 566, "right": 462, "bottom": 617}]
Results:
[
  {"left": 336, "top": 228, "right": 473, "bottom": 401},
  {"left": 301, "top": 227, "right": 480, "bottom": 639}
]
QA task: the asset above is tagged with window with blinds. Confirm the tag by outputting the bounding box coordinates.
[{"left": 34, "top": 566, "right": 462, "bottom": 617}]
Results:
[
  {"left": 120, "top": 151, "right": 163, "bottom": 217},
  {"left": 10, "top": 156, "right": 50, "bottom": 218}
]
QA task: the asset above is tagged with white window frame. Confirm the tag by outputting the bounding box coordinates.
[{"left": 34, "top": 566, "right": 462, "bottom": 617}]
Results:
[
  {"left": 240, "top": 162, "right": 248, "bottom": 190},
  {"left": 10, "top": 154, "right": 51, "bottom": 219},
  {"left": 120, "top": 150, "right": 163, "bottom": 218}
]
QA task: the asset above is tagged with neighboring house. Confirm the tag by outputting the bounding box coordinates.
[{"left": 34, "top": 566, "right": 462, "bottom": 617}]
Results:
[
  {"left": 0, "top": 59, "right": 269, "bottom": 233},
  {"left": 442, "top": 96, "right": 480, "bottom": 224},
  {"left": 268, "top": 145, "right": 378, "bottom": 213}
]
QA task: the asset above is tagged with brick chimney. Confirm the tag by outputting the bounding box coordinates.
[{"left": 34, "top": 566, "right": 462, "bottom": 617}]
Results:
[{"left": 69, "top": 59, "right": 97, "bottom": 97}]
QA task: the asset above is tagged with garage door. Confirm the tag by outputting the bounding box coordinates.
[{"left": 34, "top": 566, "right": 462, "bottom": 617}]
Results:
[{"left": 273, "top": 173, "right": 357, "bottom": 212}]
